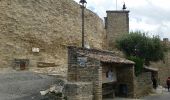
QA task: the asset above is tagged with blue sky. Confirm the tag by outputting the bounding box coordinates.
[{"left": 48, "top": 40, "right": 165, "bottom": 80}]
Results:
[{"left": 74, "top": 0, "right": 170, "bottom": 39}]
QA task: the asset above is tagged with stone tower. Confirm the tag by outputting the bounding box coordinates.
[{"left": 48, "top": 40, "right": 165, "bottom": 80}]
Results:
[{"left": 105, "top": 10, "right": 129, "bottom": 50}]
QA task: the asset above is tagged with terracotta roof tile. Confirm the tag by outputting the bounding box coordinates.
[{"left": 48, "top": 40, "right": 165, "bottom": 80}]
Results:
[{"left": 78, "top": 52, "right": 134, "bottom": 64}]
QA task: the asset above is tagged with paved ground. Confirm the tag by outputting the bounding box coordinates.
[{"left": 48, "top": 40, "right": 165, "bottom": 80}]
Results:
[
  {"left": 141, "top": 88, "right": 170, "bottom": 100},
  {"left": 142, "top": 93, "right": 170, "bottom": 100},
  {"left": 2, "top": 71, "right": 170, "bottom": 100},
  {"left": 105, "top": 86, "right": 170, "bottom": 100},
  {"left": 0, "top": 71, "right": 65, "bottom": 100}
]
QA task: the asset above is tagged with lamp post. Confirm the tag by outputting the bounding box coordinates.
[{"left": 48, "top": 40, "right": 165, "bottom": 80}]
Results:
[{"left": 79, "top": 0, "right": 87, "bottom": 48}]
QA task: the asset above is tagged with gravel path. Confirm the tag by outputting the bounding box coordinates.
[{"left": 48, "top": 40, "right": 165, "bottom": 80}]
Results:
[{"left": 0, "top": 71, "right": 65, "bottom": 100}]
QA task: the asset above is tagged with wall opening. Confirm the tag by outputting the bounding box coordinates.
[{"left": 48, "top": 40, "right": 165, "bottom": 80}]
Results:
[{"left": 13, "top": 59, "right": 29, "bottom": 70}]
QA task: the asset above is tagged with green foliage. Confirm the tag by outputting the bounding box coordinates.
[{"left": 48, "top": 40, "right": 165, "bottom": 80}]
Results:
[
  {"left": 116, "top": 31, "right": 167, "bottom": 65},
  {"left": 127, "top": 56, "right": 144, "bottom": 76}
]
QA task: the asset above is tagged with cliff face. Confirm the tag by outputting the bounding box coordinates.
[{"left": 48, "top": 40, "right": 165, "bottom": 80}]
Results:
[{"left": 0, "top": 0, "right": 105, "bottom": 74}]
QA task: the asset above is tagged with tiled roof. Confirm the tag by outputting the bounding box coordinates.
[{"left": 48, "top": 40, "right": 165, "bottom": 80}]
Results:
[
  {"left": 78, "top": 52, "right": 134, "bottom": 64},
  {"left": 143, "top": 66, "right": 158, "bottom": 72},
  {"left": 68, "top": 46, "right": 134, "bottom": 64}
]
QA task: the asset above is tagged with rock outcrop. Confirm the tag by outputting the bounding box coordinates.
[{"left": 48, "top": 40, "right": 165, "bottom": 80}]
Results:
[{"left": 0, "top": 0, "right": 105, "bottom": 75}]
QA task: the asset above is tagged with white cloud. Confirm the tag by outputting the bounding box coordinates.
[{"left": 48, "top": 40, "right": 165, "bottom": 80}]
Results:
[
  {"left": 150, "top": 0, "right": 170, "bottom": 10},
  {"left": 126, "top": 0, "right": 148, "bottom": 8}
]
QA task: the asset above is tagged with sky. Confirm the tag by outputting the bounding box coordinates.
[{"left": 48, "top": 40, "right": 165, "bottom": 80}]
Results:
[{"left": 74, "top": 0, "right": 170, "bottom": 39}]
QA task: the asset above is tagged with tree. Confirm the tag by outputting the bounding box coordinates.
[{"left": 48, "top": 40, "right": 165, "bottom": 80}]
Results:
[
  {"left": 116, "top": 31, "right": 167, "bottom": 75},
  {"left": 127, "top": 56, "right": 144, "bottom": 76}
]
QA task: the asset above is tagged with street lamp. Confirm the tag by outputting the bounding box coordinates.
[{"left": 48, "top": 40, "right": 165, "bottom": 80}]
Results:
[{"left": 79, "top": 0, "right": 87, "bottom": 48}]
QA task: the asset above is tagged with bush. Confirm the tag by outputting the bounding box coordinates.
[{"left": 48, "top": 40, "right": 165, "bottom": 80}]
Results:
[
  {"left": 116, "top": 31, "right": 167, "bottom": 65},
  {"left": 127, "top": 56, "right": 144, "bottom": 76}
]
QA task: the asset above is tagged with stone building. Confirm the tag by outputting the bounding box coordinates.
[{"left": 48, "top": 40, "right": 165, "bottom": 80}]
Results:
[
  {"left": 104, "top": 10, "right": 159, "bottom": 97},
  {"left": 105, "top": 10, "right": 129, "bottom": 50},
  {"left": 103, "top": 11, "right": 170, "bottom": 96},
  {"left": 104, "top": 9, "right": 170, "bottom": 89},
  {"left": 1, "top": 0, "right": 170, "bottom": 98},
  {"left": 134, "top": 66, "right": 158, "bottom": 97},
  {"left": 67, "top": 46, "right": 135, "bottom": 100}
]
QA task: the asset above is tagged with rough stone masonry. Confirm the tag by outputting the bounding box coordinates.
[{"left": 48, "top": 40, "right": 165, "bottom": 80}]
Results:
[{"left": 0, "top": 0, "right": 105, "bottom": 76}]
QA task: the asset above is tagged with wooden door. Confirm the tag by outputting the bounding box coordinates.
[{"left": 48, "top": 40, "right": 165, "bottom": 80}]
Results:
[{"left": 20, "top": 62, "right": 26, "bottom": 70}]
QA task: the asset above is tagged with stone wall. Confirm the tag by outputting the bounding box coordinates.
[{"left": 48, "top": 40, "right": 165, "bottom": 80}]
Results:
[
  {"left": 105, "top": 11, "right": 129, "bottom": 50},
  {"left": 67, "top": 46, "right": 102, "bottom": 100},
  {"left": 0, "top": 0, "right": 105, "bottom": 75},
  {"left": 64, "top": 82, "right": 93, "bottom": 100},
  {"left": 150, "top": 39, "right": 170, "bottom": 87},
  {"left": 150, "top": 60, "right": 170, "bottom": 86},
  {"left": 116, "top": 64, "right": 135, "bottom": 97},
  {"left": 67, "top": 46, "right": 136, "bottom": 99},
  {"left": 134, "top": 72, "right": 152, "bottom": 98}
]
